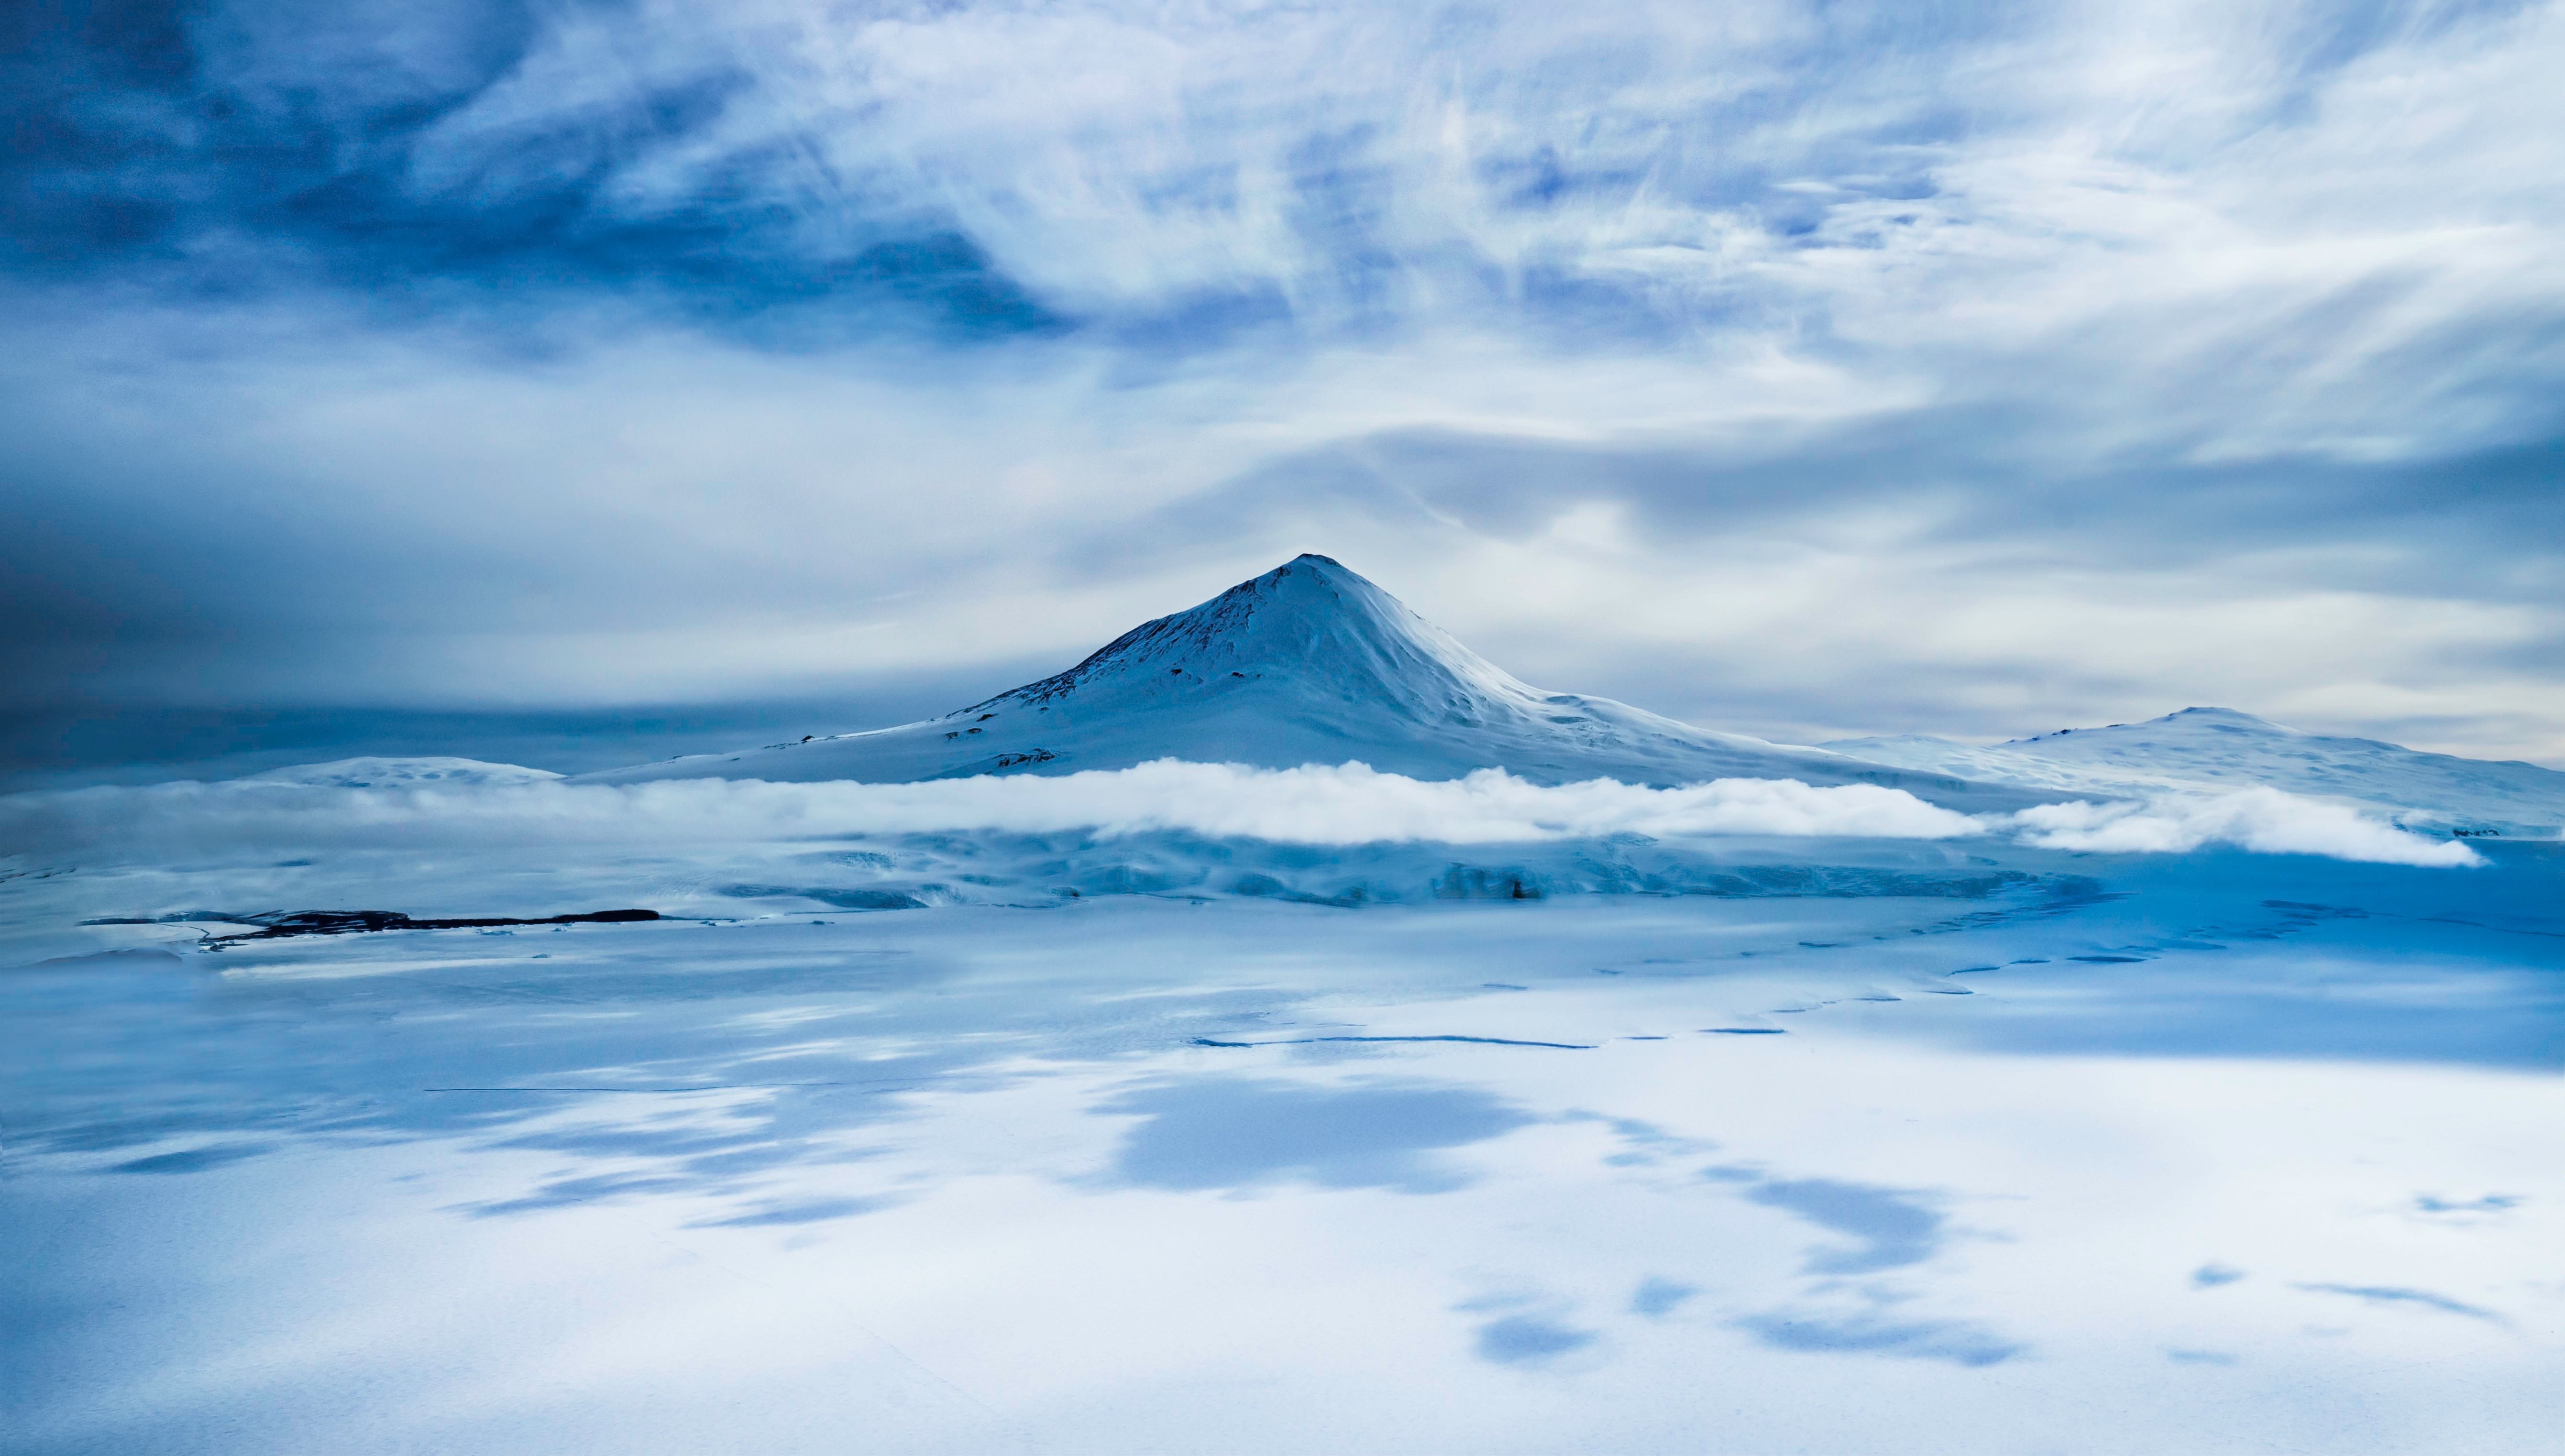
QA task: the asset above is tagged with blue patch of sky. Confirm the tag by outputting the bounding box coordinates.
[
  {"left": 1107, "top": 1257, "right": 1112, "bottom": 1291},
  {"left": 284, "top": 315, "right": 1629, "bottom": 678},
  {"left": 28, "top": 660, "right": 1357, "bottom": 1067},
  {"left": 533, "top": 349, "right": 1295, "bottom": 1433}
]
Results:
[
  {"left": 1281, "top": 129, "right": 1393, "bottom": 231},
  {"left": 108, "top": 1142, "right": 272, "bottom": 1174},
  {"left": 460, "top": 1170, "right": 694, "bottom": 1217},
  {"left": 2258, "top": 0, "right": 2537, "bottom": 129},
  {"left": 690, "top": 1195, "right": 883, "bottom": 1229},
  {"left": 1473, "top": 147, "right": 1651, "bottom": 213},
  {"left": 1095, "top": 286, "right": 1300, "bottom": 371},
  {"left": 1511, "top": 265, "right": 1706, "bottom": 350},
  {"left": 2286, "top": 0, "right": 2537, "bottom": 81}
]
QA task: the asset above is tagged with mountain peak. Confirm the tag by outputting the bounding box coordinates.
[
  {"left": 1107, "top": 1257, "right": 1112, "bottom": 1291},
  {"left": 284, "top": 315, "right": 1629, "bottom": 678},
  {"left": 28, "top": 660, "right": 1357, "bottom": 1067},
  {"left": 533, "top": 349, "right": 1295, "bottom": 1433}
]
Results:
[
  {"left": 581, "top": 554, "right": 2030, "bottom": 806},
  {"left": 965, "top": 555, "right": 1531, "bottom": 722}
]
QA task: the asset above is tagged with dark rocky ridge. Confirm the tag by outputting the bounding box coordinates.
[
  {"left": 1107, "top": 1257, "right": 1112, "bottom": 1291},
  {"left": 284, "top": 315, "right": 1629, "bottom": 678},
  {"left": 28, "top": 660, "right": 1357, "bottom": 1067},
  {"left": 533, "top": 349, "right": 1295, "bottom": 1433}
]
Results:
[{"left": 82, "top": 908, "right": 662, "bottom": 942}]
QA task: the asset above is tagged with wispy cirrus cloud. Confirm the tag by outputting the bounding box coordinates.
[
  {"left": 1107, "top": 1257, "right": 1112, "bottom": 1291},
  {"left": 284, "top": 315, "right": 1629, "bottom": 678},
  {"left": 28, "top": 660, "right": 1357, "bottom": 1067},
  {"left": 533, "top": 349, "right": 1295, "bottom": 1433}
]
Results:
[{"left": 8, "top": 1, "right": 2564, "bottom": 769}]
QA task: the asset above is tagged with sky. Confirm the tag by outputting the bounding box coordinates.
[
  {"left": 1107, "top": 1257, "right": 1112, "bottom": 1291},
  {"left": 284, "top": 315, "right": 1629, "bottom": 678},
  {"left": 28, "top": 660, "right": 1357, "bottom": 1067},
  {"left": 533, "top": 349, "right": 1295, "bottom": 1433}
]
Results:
[{"left": 6, "top": 0, "right": 2563, "bottom": 784}]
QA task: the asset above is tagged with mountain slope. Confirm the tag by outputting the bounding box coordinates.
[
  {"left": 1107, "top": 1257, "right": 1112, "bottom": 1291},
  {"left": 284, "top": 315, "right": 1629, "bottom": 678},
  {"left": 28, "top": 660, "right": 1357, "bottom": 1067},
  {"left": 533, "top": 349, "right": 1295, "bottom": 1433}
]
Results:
[
  {"left": 584, "top": 555, "right": 2026, "bottom": 807},
  {"left": 1827, "top": 707, "right": 2565, "bottom": 833}
]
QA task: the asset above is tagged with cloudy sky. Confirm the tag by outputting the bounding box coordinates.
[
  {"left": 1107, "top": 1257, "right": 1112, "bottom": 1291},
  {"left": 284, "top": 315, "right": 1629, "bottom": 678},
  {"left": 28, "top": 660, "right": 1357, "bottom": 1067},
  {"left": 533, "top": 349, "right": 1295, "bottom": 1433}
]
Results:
[{"left": 7, "top": 0, "right": 2562, "bottom": 781}]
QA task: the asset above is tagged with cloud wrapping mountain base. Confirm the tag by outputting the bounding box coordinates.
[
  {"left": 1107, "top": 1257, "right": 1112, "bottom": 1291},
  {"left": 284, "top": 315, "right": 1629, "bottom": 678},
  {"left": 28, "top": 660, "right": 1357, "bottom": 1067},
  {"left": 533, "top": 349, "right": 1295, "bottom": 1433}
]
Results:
[
  {"left": 2010, "top": 788, "right": 2480, "bottom": 867},
  {"left": 0, "top": 760, "right": 2477, "bottom": 867}
]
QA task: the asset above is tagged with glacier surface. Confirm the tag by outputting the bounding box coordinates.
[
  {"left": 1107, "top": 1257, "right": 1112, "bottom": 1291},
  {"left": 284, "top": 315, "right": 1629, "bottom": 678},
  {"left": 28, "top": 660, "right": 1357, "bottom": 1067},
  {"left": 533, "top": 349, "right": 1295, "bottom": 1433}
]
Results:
[{"left": 5, "top": 829, "right": 2557, "bottom": 1456}]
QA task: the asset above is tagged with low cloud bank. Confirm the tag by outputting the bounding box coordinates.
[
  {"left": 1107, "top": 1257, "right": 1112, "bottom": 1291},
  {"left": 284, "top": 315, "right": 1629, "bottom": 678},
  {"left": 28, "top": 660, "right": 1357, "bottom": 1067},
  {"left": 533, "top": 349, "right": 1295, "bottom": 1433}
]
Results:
[
  {"left": 2010, "top": 788, "right": 2480, "bottom": 868},
  {"left": 0, "top": 759, "right": 2477, "bottom": 867}
]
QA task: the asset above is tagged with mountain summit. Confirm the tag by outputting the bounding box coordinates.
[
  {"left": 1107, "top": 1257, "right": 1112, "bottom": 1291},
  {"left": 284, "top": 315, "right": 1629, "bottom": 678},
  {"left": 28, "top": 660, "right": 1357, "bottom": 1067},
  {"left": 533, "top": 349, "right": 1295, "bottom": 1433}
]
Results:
[
  {"left": 584, "top": 555, "right": 2015, "bottom": 804},
  {"left": 976, "top": 554, "right": 1528, "bottom": 724}
]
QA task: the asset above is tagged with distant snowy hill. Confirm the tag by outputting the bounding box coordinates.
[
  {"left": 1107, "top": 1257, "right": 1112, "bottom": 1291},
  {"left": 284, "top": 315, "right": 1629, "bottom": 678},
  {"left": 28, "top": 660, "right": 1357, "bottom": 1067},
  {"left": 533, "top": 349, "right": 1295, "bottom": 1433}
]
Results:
[
  {"left": 1827, "top": 707, "right": 2565, "bottom": 834},
  {"left": 244, "top": 757, "right": 564, "bottom": 789},
  {"left": 584, "top": 555, "right": 2026, "bottom": 808}
]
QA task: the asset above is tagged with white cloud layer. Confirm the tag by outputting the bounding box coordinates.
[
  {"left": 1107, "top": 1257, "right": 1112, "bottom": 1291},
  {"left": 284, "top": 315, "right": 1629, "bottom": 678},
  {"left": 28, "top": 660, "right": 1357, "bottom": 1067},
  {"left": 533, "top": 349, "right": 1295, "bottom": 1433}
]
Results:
[
  {"left": 0, "top": 761, "right": 2478, "bottom": 867},
  {"left": 2009, "top": 787, "right": 2481, "bottom": 866}
]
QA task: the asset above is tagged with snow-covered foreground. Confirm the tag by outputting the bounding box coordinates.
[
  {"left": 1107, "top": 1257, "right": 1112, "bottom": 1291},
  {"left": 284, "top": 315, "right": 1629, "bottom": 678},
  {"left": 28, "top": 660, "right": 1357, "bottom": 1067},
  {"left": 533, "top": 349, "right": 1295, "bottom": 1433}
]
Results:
[{"left": 5, "top": 811, "right": 2559, "bottom": 1454}]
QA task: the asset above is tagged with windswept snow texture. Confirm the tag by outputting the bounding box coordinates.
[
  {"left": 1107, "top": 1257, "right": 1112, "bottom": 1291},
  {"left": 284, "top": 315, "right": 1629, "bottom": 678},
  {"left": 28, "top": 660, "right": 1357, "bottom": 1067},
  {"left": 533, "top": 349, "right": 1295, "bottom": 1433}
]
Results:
[
  {"left": 3, "top": 826, "right": 2560, "bottom": 1456},
  {"left": 585, "top": 556, "right": 2021, "bottom": 809},
  {"left": 244, "top": 756, "right": 566, "bottom": 789},
  {"left": 1828, "top": 708, "right": 2565, "bottom": 836}
]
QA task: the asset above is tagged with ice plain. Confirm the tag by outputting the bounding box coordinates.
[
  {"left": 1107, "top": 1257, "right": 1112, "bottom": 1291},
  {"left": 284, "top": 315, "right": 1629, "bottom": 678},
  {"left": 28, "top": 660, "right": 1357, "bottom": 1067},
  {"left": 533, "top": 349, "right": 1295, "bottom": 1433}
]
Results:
[
  {"left": 7, "top": 831, "right": 2560, "bottom": 1455},
  {"left": 4, "top": 558, "right": 2560, "bottom": 1455}
]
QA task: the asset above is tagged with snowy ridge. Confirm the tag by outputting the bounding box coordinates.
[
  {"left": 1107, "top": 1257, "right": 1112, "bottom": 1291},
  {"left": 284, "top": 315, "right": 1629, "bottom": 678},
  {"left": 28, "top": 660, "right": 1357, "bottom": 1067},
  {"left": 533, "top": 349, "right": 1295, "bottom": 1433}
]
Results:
[
  {"left": 584, "top": 555, "right": 2026, "bottom": 809},
  {"left": 1827, "top": 707, "right": 2565, "bottom": 835}
]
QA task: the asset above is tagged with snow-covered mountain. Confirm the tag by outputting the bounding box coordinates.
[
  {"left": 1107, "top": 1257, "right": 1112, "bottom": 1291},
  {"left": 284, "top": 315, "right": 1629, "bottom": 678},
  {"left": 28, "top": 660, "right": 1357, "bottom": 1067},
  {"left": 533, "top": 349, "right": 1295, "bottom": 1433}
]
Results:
[
  {"left": 584, "top": 555, "right": 2026, "bottom": 808},
  {"left": 1827, "top": 707, "right": 2565, "bottom": 834}
]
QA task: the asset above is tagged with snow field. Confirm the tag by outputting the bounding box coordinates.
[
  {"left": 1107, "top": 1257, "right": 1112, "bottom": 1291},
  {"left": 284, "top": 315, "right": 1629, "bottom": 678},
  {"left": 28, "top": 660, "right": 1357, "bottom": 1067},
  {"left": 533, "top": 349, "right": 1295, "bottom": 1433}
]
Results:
[{"left": 6, "top": 887, "right": 2556, "bottom": 1455}]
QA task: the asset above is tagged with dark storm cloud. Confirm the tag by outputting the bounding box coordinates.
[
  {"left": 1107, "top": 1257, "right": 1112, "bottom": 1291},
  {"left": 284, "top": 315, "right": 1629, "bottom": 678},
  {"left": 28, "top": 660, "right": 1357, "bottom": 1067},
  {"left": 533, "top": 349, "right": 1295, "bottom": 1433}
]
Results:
[{"left": 1, "top": 0, "right": 1053, "bottom": 336}]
